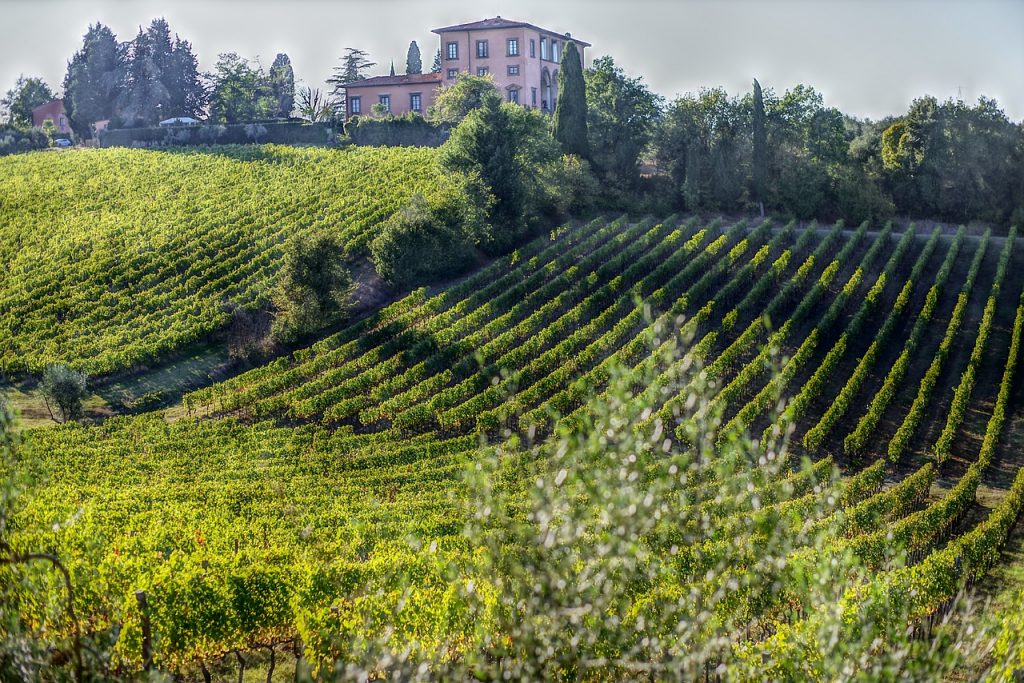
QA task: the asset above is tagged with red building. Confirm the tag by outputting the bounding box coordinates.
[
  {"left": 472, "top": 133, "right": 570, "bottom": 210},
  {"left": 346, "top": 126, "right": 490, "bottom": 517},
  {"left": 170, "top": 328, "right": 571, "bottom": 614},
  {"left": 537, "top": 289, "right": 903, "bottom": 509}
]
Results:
[{"left": 31, "top": 99, "right": 71, "bottom": 134}]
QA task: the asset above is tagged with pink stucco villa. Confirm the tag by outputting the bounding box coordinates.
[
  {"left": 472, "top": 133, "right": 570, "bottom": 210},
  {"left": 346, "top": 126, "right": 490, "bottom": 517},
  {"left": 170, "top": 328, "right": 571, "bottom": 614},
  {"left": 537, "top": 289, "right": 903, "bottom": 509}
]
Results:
[{"left": 343, "top": 17, "right": 590, "bottom": 119}]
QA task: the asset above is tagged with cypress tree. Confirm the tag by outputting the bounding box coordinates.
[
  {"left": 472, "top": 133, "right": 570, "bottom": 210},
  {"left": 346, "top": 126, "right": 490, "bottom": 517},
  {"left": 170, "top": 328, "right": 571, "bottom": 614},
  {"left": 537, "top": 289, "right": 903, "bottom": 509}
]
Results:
[
  {"left": 552, "top": 41, "right": 589, "bottom": 159},
  {"left": 752, "top": 78, "right": 767, "bottom": 216},
  {"left": 406, "top": 41, "right": 423, "bottom": 74}
]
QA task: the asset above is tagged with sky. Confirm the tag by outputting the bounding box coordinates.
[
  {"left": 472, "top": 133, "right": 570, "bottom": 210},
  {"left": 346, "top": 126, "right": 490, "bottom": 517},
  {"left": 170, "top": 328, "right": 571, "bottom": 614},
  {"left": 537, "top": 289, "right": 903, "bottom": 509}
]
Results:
[{"left": 1, "top": 0, "right": 1022, "bottom": 122}]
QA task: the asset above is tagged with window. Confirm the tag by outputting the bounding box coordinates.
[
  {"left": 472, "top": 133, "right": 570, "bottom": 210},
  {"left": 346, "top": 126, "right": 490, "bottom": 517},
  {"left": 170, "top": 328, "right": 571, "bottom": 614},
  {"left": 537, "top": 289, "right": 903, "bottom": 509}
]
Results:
[
  {"left": 476, "top": 40, "right": 489, "bottom": 58},
  {"left": 507, "top": 64, "right": 520, "bottom": 76},
  {"left": 350, "top": 96, "right": 361, "bottom": 114},
  {"left": 508, "top": 88, "right": 520, "bottom": 104},
  {"left": 410, "top": 93, "right": 422, "bottom": 112},
  {"left": 531, "top": 87, "right": 537, "bottom": 107},
  {"left": 552, "top": 41, "right": 560, "bottom": 63},
  {"left": 477, "top": 67, "right": 489, "bottom": 77},
  {"left": 540, "top": 37, "right": 547, "bottom": 60},
  {"left": 530, "top": 39, "right": 536, "bottom": 58},
  {"left": 378, "top": 94, "right": 390, "bottom": 112},
  {"left": 446, "top": 42, "right": 458, "bottom": 60},
  {"left": 447, "top": 68, "right": 458, "bottom": 79},
  {"left": 507, "top": 38, "right": 519, "bottom": 56}
]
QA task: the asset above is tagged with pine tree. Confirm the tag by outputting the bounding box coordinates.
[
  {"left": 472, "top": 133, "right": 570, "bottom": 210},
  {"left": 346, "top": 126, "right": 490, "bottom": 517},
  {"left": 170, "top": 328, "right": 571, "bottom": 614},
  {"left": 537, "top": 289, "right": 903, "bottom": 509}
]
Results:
[
  {"left": 269, "top": 53, "right": 295, "bottom": 118},
  {"left": 752, "top": 78, "right": 767, "bottom": 216},
  {"left": 170, "top": 37, "right": 206, "bottom": 118},
  {"left": 431, "top": 49, "right": 442, "bottom": 73},
  {"left": 406, "top": 41, "right": 422, "bottom": 75},
  {"left": 552, "top": 41, "right": 589, "bottom": 158},
  {"left": 327, "top": 48, "right": 375, "bottom": 115},
  {"left": 390, "top": 61, "right": 396, "bottom": 77}
]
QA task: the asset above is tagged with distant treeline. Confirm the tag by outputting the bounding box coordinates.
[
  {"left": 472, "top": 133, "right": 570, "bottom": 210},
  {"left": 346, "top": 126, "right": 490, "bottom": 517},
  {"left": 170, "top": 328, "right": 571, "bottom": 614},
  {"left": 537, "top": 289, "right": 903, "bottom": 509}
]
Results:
[{"left": 649, "top": 85, "right": 1024, "bottom": 227}]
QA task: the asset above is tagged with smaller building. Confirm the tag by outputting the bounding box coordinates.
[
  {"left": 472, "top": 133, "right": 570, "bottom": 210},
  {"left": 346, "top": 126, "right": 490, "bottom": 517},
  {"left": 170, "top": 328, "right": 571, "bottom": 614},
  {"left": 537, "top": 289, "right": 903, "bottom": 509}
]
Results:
[
  {"left": 31, "top": 99, "right": 71, "bottom": 134},
  {"left": 343, "top": 73, "right": 443, "bottom": 119}
]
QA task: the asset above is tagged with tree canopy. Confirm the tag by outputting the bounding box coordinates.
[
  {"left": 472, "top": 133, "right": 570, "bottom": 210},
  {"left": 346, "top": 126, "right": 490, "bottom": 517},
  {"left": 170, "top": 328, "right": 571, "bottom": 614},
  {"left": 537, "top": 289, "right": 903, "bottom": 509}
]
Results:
[{"left": 1, "top": 76, "right": 54, "bottom": 128}]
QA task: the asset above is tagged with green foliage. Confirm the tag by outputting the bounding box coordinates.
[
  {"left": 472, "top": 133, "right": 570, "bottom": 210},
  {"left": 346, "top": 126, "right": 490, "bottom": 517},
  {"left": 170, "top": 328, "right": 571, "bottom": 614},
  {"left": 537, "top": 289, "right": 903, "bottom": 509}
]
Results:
[
  {"left": 115, "top": 19, "right": 205, "bottom": 127},
  {"left": 0, "top": 75, "right": 54, "bottom": 128},
  {"left": 371, "top": 194, "right": 475, "bottom": 288},
  {"left": 439, "top": 96, "right": 557, "bottom": 252},
  {"left": 0, "top": 124, "right": 48, "bottom": 156},
  {"left": 657, "top": 87, "right": 747, "bottom": 212},
  {"left": 584, "top": 56, "right": 662, "bottom": 191},
  {"left": 208, "top": 52, "right": 276, "bottom": 124},
  {"left": 552, "top": 41, "right": 588, "bottom": 159},
  {"left": 40, "top": 364, "right": 88, "bottom": 423},
  {"left": 272, "top": 233, "right": 354, "bottom": 343},
  {"left": 429, "top": 73, "right": 501, "bottom": 124},
  {"left": 535, "top": 154, "right": 600, "bottom": 220}
]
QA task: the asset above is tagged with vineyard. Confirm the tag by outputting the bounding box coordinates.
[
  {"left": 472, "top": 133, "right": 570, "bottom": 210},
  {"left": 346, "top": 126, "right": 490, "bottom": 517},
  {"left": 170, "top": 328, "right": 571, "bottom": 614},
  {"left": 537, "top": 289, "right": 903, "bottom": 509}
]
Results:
[
  {"left": 7, "top": 211, "right": 1024, "bottom": 678},
  {"left": 0, "top": 145, "right": 451, "bottom": 375}
]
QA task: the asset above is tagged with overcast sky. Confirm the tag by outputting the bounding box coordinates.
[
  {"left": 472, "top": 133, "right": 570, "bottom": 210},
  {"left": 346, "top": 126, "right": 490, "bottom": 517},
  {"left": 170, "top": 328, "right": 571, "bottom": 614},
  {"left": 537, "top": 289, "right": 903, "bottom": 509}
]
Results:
[{"left": 1, "top": 0, "right": 1022, "bottom": 121}]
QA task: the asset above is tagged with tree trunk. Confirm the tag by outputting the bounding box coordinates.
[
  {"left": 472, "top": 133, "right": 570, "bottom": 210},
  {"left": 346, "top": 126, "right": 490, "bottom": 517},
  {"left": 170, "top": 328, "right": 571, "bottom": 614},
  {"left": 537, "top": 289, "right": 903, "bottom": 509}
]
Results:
[{"left": 265, "top": 646, "right": 276, "bottom": 683}]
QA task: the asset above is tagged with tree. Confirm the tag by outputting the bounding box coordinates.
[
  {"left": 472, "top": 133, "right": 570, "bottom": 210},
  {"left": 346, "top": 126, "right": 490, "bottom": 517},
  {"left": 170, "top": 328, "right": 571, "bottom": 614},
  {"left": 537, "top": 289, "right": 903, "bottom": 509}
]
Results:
[
  {"left": 553, "top": 41, "right": 589, "bottom": 159},
  {"left": 584, "top": 56, "right": 662, "bottom": 189},
  {"left": 390, "top": 61, "right": 396, "bottom": 77},
  {"left": 752, "top": 78, "right": 767, "bottom": 215},
  {"left": 406, "top": 41, "right": 423, "bottom": 75},
  {"left": 327, "top": 48, "right": 376, "bottom": 116},
  {"left": 207, "top": 52, "right": 274, "bottom": 124},
  {"left": 269, "top": 53, "right": 295, "bottom": 118},
  {"left": 63, "top": 23, "right": 124, "bottom": 137},
  {"left": 40, "top": 365, "right": 88, "bottom": 424},
  {"left": 116, "top": 26, "right": 170, "bottom": 126},
  {"left": 296, "top": 85, "right": 333, "bottom": 122},
  {"left": 168, "top": 35, "right": 206, "bottom": 118},
  {"left": 431, "top": 49, "right": 442, "bottom": 73},
  {"left": 440, "top": 96, "right": 557, "bottom": 251},
  {"left": 1, "top": 76, "right": 54, "bottom": 127},
  {"left": 431, "top": 73, "right": 500, "bottom": 123},
  {"left": 272, "top": 234, "right": 354, "bottom": 343}
]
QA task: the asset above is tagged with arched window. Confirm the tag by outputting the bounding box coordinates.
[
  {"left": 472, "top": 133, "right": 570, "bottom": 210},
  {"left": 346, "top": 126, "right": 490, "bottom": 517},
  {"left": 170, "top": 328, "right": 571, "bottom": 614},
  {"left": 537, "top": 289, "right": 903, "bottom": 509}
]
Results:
[{"left": 541, "top": 69, "right": 552, "bottom": 111}]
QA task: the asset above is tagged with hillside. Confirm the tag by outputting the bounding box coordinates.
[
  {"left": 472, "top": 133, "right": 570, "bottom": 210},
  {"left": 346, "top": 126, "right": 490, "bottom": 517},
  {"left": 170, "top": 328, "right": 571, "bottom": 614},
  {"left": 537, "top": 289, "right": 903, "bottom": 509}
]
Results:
[
  {"left": 0, "top": 145, "right": 448, "bottom": 375},
  {"left": 9, "top": 214, "right": 1024, "bottom": 675}
]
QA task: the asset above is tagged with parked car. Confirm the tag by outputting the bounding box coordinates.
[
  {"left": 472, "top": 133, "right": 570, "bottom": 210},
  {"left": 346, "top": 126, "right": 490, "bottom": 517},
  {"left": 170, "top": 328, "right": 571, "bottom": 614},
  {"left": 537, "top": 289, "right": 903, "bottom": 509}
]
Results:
[{"left": 54, "top": 138, "right": 73, "bottom": 148}]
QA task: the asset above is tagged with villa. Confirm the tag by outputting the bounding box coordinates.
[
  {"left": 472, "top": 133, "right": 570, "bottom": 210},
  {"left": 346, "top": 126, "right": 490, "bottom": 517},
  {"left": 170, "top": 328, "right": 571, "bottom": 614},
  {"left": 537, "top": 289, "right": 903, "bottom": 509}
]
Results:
[{"left": 343, "top": 17, "right": 590, "bottom": 119}]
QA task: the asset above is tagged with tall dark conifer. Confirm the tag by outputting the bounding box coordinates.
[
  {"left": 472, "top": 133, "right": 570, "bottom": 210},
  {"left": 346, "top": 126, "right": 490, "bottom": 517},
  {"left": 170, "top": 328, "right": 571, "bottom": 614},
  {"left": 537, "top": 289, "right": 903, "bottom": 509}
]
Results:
[
  {"left": 752, "top": 78, "right": 767, "bottom": 215},
  {"left": 553, "top": 41, "right": 589, "bottom": 159}
]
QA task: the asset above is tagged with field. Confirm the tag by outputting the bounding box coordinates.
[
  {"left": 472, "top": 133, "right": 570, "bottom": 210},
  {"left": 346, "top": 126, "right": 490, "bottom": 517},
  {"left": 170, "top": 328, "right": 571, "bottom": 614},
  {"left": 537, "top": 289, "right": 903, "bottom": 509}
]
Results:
[
  {"left": 3, "top": 148, "right": 1024, "bottom": 678},
  {"left": 0, "top": 146, "right": 447, "bottom": 375}
]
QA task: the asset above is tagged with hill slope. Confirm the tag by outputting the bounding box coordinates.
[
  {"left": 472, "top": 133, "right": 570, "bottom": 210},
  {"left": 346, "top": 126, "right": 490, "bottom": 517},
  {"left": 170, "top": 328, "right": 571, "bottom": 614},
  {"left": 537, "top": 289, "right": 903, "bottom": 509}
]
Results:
[
  {"left": 0, "top": 145, "right": 447, "bottom": 375},
  {"left": 8, "top": 215, "right": 1024, "bottom": 675}
]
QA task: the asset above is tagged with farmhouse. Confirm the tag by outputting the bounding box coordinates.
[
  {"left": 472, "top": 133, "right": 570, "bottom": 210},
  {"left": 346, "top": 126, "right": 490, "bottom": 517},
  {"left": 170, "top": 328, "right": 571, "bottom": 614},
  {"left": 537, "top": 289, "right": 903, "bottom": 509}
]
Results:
[
  {"left": 31, "top": 98, "right": 71, "bottom": 134},
  {"left": 343, "top": 16, "right": 590, "bottom": 118}
]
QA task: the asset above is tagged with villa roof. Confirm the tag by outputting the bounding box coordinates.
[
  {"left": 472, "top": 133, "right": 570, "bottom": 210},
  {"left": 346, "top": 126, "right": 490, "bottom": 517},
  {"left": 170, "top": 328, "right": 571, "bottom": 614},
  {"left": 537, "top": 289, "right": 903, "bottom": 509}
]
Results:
[
  {"left": 342, "top": 73, "right": 443, "bottom": 89},
  {"left": 431, "top": 16, "right": 591, "bottom": 47}
]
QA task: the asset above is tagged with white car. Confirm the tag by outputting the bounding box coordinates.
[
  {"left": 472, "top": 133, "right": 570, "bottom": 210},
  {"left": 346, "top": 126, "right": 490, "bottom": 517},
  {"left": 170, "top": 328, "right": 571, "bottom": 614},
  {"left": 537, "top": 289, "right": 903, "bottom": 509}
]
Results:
[{"left": 54, "top": 138, "right": 73, "bottom": 148}]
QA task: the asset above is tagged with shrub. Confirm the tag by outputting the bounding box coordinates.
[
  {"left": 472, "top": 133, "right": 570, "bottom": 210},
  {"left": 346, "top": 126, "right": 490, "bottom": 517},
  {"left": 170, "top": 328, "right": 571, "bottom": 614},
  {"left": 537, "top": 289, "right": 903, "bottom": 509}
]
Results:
[
  {"left": 371, "top": 193, "right": 476, "bottom": 289},
  {"left": 535, "top": 154, "right": 600, "bottom": 221}
]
